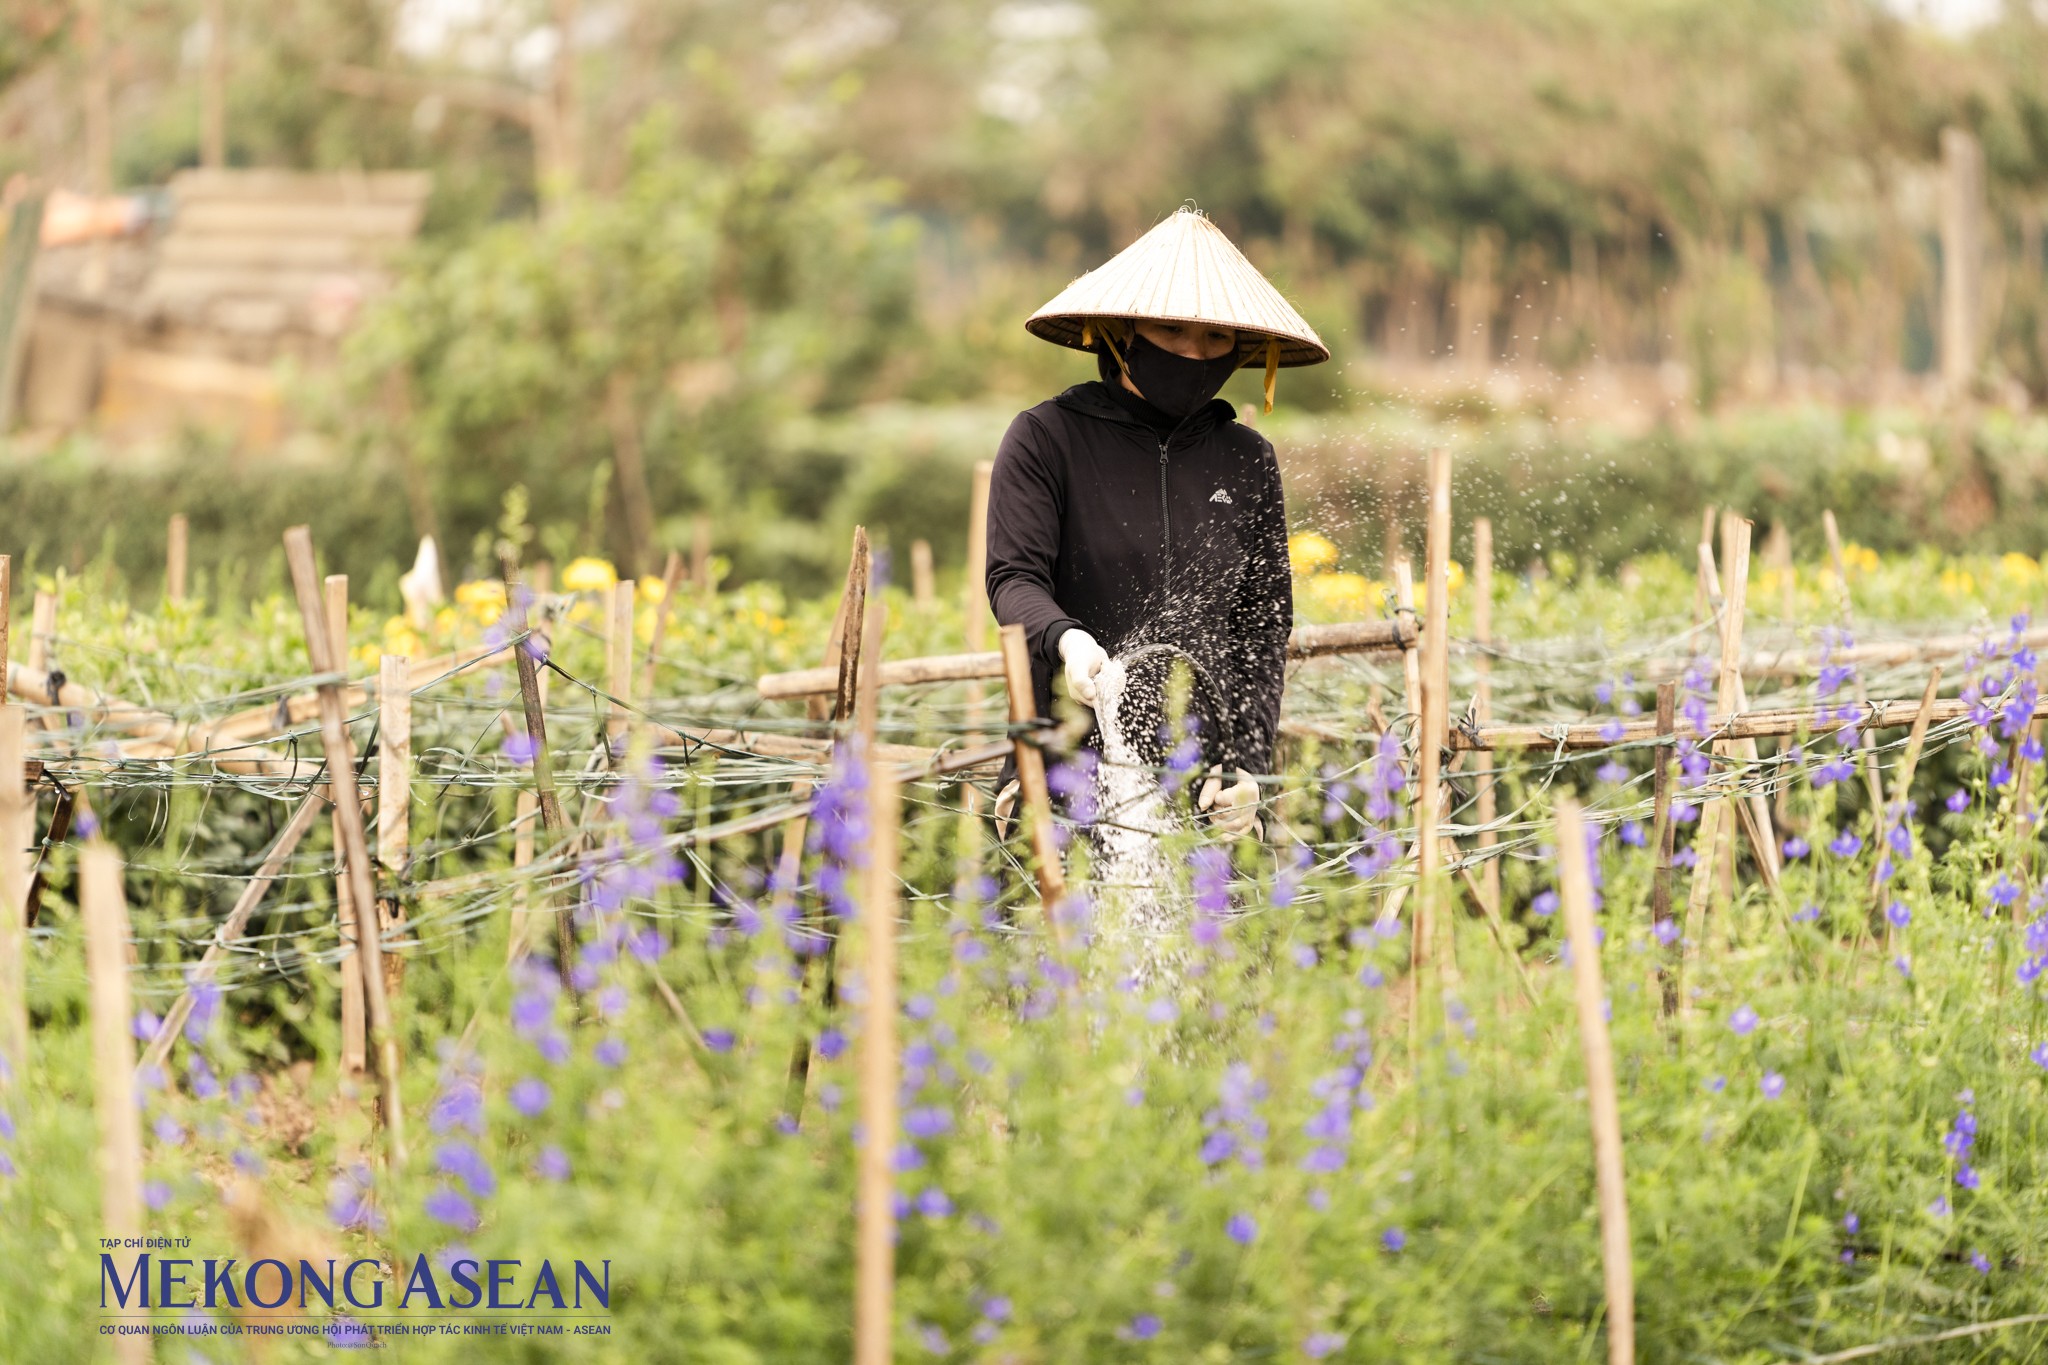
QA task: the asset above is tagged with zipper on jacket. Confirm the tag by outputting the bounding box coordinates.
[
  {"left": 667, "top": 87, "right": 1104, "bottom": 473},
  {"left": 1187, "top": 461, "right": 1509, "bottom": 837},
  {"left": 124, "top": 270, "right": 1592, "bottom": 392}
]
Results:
[{"left": 1158, "top": 440, "right": 1171, "bottom": 574}]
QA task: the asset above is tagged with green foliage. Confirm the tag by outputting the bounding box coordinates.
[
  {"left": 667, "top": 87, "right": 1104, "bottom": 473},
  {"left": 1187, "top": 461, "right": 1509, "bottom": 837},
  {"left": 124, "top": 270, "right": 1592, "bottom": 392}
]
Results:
[{"left": 341, "top": 116, "right": 922, "bottom": 582}]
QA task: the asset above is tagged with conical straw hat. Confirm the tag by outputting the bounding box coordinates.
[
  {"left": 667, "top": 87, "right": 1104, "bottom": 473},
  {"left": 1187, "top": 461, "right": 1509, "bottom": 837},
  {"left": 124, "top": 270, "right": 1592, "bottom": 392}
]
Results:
[{"left": 1026, "top": 207, "right": 1330, "bottom": 367}]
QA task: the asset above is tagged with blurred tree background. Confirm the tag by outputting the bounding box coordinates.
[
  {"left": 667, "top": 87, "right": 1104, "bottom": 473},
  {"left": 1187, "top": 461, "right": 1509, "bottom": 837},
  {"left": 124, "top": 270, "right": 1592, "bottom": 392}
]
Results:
[{"left": 3, "top": 0, "right": 2048, "bottom": 592}]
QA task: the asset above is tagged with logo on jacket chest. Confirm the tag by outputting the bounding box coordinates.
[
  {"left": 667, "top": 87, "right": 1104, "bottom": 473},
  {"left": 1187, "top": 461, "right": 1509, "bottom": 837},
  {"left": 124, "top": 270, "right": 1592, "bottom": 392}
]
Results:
[{"left": 1208, "top": 488, "right": 1234, "bottom": 505}]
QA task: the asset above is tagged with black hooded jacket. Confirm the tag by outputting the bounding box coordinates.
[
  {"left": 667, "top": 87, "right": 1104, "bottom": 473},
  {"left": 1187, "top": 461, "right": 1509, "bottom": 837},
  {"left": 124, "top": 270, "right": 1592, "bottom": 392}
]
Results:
[{"left": 984, "top": 378, "right": 1291, "bottom": 773}]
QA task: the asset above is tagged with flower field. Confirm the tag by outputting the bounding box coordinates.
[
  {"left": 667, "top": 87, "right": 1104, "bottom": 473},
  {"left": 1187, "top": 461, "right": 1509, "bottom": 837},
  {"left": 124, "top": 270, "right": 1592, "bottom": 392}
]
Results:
[{"left": 8, "top": 524, "right": 2048, "bottom": 1363}]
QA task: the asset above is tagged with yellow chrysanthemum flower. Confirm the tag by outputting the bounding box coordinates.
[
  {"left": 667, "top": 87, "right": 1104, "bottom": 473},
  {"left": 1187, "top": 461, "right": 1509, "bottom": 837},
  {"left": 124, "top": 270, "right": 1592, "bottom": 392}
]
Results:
[
  {"left": 1288, "top": 531, "right": 1339, "bottom": 575},
  {"left": 637, "top": 575, "right": 668, "bottom": 605},
  {"left": 561, "top": 557, "right": 618, "bottom": 592},
  {"left": 2000, "top": 552, "right": 2039, "bottom": 581},
  {"left": 1307, "top": 572, "right": 1381, "bottom": 618},
  {"left": 454, "top": 579, "right": 508, "bottom": 624}
]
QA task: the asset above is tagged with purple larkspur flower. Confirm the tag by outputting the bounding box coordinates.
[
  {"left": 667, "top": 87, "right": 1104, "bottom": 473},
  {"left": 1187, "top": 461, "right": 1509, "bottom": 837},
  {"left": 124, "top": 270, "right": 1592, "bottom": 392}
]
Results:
[
  {"left": 1948, "top": 788, "right": 1972, "bottom": 813},
  {"left": 1225, "top": 1212, "right": 1257, "bottom": 1245},
  {"left": 1886, "top": 901, "right": 1911, "bottom": 928},
  {"left": 1828, "top": 829, "right": 1863, "bottom": 859},
  {"left": 132, "top": 1009, "right": 161, "bottom": 1042},
  {"left": 1760, "top": 1072, "right": 1785, "bottom": 1100},
  {"left": 436, "top": 1141, "right": 498, "bottom": 1199},
  {"left": 915, "top": 1187, "right": 953, "bottom": 1218},
  {"left": 1127, "top": 1314, "right": 1162, "bottom": 1341},
  {"left": 184, "top": 982, "right": 221, "bottom": 1043},
  {"left": 1652, "top": 918, "right": 1679, "bottom": 946},
  {"left": 534, "top": 1146, "right": 571, "bottom": 1181},
  {"left": 1728, "top": 1004, "right": 1759, "bottom": 1036},
  {"left": 1782, "top": 836, "right": 1810, "bottom": 860},
  {"left": 143, "top": 1180, "right": 172, "bottom": 1210},
  {"left": 1843, "top": 1212, "right": 1859, "bottom": 1234},
  {"left": 152, "top": 1115, "right": 185, "bottom": 1145},
  {"left": 509, "top": 1077, "right": 549, "bottom": 1117},
  {"left": 1382, "top": 1226, "right": 1407, "bottom": 1252},
  {"left": 328, "top": 1165, "right": 380, "bottom": 1230},
  {"left": 1304, "top": 1331, "right": 1346, "bottom": 1358},
  {"left": 1532, "top": 889, "right": 1559, "bottom": 916},
  {"left": 593, "top": 1037, "right": 627, "bottom": 1067},
  {"left": 429, "top": 1077, "right": 485, "bottom": 1134},
  {"left": 424, "top": 1185, "right": 479, "bottom": 1232},
  {"left": 1972, "top": 1250, "right": 1992, "bottom": 1274},
  {"left": 502, "top": 731, "right": 537, "bottom": 766}
]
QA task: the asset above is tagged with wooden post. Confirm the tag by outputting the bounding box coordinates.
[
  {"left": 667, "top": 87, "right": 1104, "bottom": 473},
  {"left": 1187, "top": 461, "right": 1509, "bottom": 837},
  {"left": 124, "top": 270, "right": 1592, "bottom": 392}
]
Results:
[
  {"left": 1718, "top": 517, "right": 1782, "bottom": 890},
  {"left": 959, "top": 462, "right": 995, "bottom": 840},
  {"left": 1555, "top": 797, "right": 1636, "bottom": 1365},
  {"left": 143, "top": 796, "right": 326, "bottom": 1073},
  {"left": 998, "top": 624, "right": 1069, "bottom": 946},
  {"left": 1649, "top": 683, "right": 1677, "bottom": 928},
  {"left": 27, "top": 589, "right": 54, "bottom": 674},
  {"left": 1472, "top": 517, "right": 1499, "bottom": 913},
  {"left": 607, "top": 580, "right": 634, "bottom": 750},
  {"left": 378, "top": 654, "right": 411, "bottom": 987},
  {"left": 167, "top": 513, "right": 189, "bottom": 605},
  {"left": 0, "top": 705, "right": 24, "bottom": 1089},
  {"left": 283, "top": 527, "right": 406, "bottom": 1166},
  {"left": 691, "top": 514, "right": 713, "bottom": 595},
  {"left": 853, "top": 761, "right": 902, "bottom": 1365},
  {"left": 1416, "top": 449, "right": 1458, "bottom": 988},
  {"left": 506, "top": 790, "right": 539, "bottom": 965},
  {"left": 1691, "top": 507, "right": 1716, "bottom": 629},
  {"left": 1766, "top": 520, "right": 1793, "bottom": 624},
  {"left": 640, "top": 549, "right": 686, "bottom": 704},
  {"left": 506, "top": 582, "right": 571, "bottom": 971},
  {"left": 1393, "top": 560, "right": 1423, "bottom": 772},
  {"left": 909, "top": 539, "right": 935, "bottom": 612},
  {"left": 1940, "top": 127, "right": 1985, "bottom": 393},
  {"left": 325, "top": 575, "right": 366, "bottom": 1078},
  {"left": 82, "top": 844, "right": 150, "bottom": 1365}
]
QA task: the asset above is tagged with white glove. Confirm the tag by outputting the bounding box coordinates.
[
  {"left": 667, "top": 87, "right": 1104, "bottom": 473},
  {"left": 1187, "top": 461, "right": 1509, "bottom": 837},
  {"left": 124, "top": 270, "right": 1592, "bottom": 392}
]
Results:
[
  {"left": 1198, "top": 766, "right": 1262, "bottom": 838},
  {"left": 1058, "top": 628, "right": 1109, "bottom": 706}
]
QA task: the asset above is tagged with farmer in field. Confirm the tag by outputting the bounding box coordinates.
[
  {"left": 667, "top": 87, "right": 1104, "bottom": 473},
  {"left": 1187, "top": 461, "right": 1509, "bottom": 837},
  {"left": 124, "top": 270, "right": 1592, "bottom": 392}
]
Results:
[{"left": 985, "top": 206, "right": 1329, "bottom": 842}]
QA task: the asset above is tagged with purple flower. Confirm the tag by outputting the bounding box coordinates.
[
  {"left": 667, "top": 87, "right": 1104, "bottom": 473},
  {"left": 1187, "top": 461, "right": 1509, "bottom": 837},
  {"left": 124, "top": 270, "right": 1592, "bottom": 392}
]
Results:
[
  {"left": 534, "top": 1146, "right": 571, "bottom": 1181},
  {"left": 1225, "top": 1212, "right": 1257, "bottom": 1246},
  {"left": 1728, "top": 1004, "right": 1759, "bottom": 1036},
  {"left": 184, "top": 982, "right": 221, "bottom": 1044},
  {"left": 1304, "top": 1331, "right": 1346, "bottom": 1358},
  {"left": 132, "top": 1009, "right": 162, "bottom": 1042},
  {"left": 1843, "top": 1212, "right": 1859, "bottom": 1234},
  {"left": 703, "top": 1028, "right": 736, "bottom": 1053},
  {"left": 436, "top": 1141, "right": 498, "bottom": 1199},
  {"left": 1382, "top": 1226, "right": 1407, "bottom": 1253},
  {"left": 816, "top": 1027, "right": 849, "bottom": 1062},
  {"left": 429, "top": 1077, "right": 485, "bottom": 1134},
  {"left": 915, "top": 1187, "right": 953, "bottom": 1218},
  {"left": 1127, "top": 1314, "right": 1162, "bottom": 1341},
  {"left": 1782, "top": 836, "right": 1810, "bottom": 860},
  {"left": 327, "top": 1315, "right": 373, "bottom": 1349},
  {"left": 1532, "top": 889, "right": 1559, "bottom": 917},
  {"left": 1760, "top": 1072, "right": 1785, "bottom": 1100},
  {"left": 143, "top": 1180, "right": 172, "bottom": 1210},
  {"left": 1828, "top": 829, "right": 1863, "bottom": 859},
  {"left": 1652, "top": 918, "right": 1679, "bottom": 946},
  {"left": 593, "top": 1037, "right": 627, "bottom": 1067},
  {"left": 1947, "top": 788, "right": 1972, "bottom": 813},
  {"left": 423, "top": 1186, "right": 479, "bottom": 1232},
  {"left": 152, "top": 1115, "right": 186, "bottom": 1145},
  {"left": 328, "top": 1165, "right": 380, "bottom": 1230},
  {"left": 981, "top": 1296, "right": 1012, "bottom": 1323},
  {"left": 509, "top": 1078, "right": 550, "bottom": 1117},
  {"left": 1972, "top": 1250, "right": 1993, "bottom": 1274},
  {"left": 1886, "top": 901, "right": 1911, "bottom": 928},
  {"left": 502, "top": 731, "right": 537, "bottom": 766}
]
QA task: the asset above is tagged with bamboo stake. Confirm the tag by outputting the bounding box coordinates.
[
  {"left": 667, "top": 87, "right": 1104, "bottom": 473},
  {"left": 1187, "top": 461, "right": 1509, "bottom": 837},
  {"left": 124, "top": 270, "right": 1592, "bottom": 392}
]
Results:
[
  {"left": 607, "top": 580, "right": 634, "bottom": 751},
  {"left": 1823, "top": 509, "right": 1890, "bottom": 816},
  {"left": 507, "top": 584, "right": 572, "bottom": 973},
  {"left": 143, "top": 795, "right": 327, "bottom": 1073},
  {"left": 167, "top": 513, "right": 188, "bottom": 605},
  {"left": 1649, "top": 683, "right": 1677, "bottom": 927},
  {"left": 1719, "top": 517, "right": 1782, "bottom": 891},
  {"left": 1416, "top": 449, "right": 1458, "bottom": 990},
  {"left": 0, "top": 705, "right": 24, "bottom": 1089},
  {"left": 910, "top": 539, "right": 935, "bottom": 612},
  {"left": 1460, "top": 692, "right": 2048, "bottom": 752},
  {"left": 507, "top": 790, "right": 539, "bottom": 964},
  {"left": 1393, "top": 561, "right": 1423, "bottom": 754},
  {"left": 283, "top": 527, "right": 406, "bottom": 1166},
  {"left": 1473, "top": 516, "right": 1499, "bottom": 913},
  {"left": 999, "top": 623, "right": 1069, "bottom": 944},
  {"left": 378, "top": 653, "right": 411, "bottom": 988},
  {"left": 691, "top": 514, "right": 714, "bottom": 595},
  {"left": 640, "top": 550, "right": 686, "bottom": 704},
  {"left": 853, "top": 759, "right": 902, "bottom": 1365},
  {"left": 1691, "top": 506, "right": 1716, "bottom": 629},
  {"left": 961, "top": 462, "right": 994, "bottom": 828},
  {"left": 26, "top": 589, "right": 53, "bottom": 674},
  {"left": 326, "top": 574, "right": 366, "bottom": 1079},
  {"left": 1555, "top": 797, "right": 1636, "bottom": 1365},
  {"left": 81, "top": 843, "right": 151, "bottom": 1365}
]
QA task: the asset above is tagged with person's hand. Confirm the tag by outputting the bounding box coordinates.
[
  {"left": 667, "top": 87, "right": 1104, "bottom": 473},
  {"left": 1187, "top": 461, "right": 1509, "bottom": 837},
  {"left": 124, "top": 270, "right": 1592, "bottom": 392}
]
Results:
[
  {"left": 1198, "top": 766, "right": 1262, "bottom": 838},
  {"left": 1058, "top": 629, "right": 1109, "bottom": 706}
]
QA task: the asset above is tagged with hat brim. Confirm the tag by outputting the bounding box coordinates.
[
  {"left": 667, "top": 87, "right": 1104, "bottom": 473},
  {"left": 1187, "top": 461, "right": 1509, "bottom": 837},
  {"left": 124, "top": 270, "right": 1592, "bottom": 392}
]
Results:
[{"left": 1024, "top": 312, "right": 1330, "bottom": 368}]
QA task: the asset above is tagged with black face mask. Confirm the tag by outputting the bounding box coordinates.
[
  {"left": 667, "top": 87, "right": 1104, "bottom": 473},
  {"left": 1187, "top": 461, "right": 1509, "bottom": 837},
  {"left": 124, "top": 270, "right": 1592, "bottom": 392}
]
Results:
[{"left": 1117, "top": 331, "right": 1242, "bottom": 419}]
